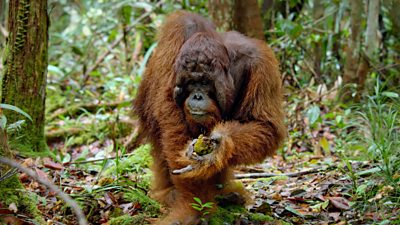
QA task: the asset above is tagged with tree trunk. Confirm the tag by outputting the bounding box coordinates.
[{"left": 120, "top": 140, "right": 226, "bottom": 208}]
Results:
[
  {"left": 208, "top": 0, "right": 265, "bottom": 40},
  {"left": 312, "top": 0, "right": 324, "bottom": 83},
  {"left": 261, "top": 0, "right": 275, "bottom": 29},
  {"left": 208, "top": 0, "right": 234, "bottom": 32},
  {"left": 0, "top": 0, "right": 48, "bottom": 152},
  {"left": 233, "top": 0, "right": 265, "bottom": 40},
  {"left": 0, "top": 0, "right": 48, "bottom": 223},
  {"left": 365, "top": 0, "right": 380, "bottom": 60},
  {"left": 342, "top": 0, "right": 363, "bottom": 101},
  {"left": 0, "top": 0, "right": 7, "bottom": 52},
  {"left": 387, "top": 0, "right": 400, "bottom": 39}
]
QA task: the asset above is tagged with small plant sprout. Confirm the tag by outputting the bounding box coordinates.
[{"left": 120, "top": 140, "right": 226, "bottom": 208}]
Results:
[{"left": 191, "top": 197, "right": 214, "bottom": 221}]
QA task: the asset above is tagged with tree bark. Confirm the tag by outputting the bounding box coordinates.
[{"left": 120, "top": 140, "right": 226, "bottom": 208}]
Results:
[
  {"left": 208, "top": 0, "right": 265, "bottom": 40},
  {"left": 365, "top": 0, "right": 380, "bottom": 60},
  {"left": 208, "top": 0, "right": 234, "bottom": 32},
  {"left": 261, "top": 0, "right": 275, "bottom": 29},
  {"left": 0, "top": 0, "right": 7, "bottom": 52},
  {"left": 387, "top": 0, "right": 400, "bottom": 39},
  {"left": 232, "top": 0, "right": 265, "bottom": 40},
  {"left": 0, "top": 0, "right": 48, "bottom": 152},
  {"left": 312, "top": 0, "right": 324, "bottom": 83},
  {"left": 342, "top": 0, "right": 363, "bottom": 101}
]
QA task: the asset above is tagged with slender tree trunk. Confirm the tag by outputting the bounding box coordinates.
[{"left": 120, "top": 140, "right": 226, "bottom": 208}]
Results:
[
  {"left": 343, "top": 0, "right": 363, "bottom": 101},
  {"left": 208, "top": 0, "right": 234, "bottom": 32},
  {"left": 354, "top": 0, "right": 381, "bottom": 99},
  {"left": 385, "top": 0, "right": 400, "bottom": 85},
  {"left": 312, "top": 0, "right": 324, "bottom": 83},
  {"left": 0, "top": 0, "right": 7, "bottom": 51},
  {"left": 0, "top": 0, "right": 48, "bottom": 152},
  {"left": 262, "top": 0, "right": 275, "bottom": 29},
  {"left": 208, "top": 0, "right": 265, "bottom": 40},
  {"left": 365, "top": 0, "right": 380, "bottom": 60},
  {"left": 387, "top": 0, "right": 400, "bottom": 39},
  {"left": 232, "top": 0, "right": 265, "bottom": 40}
]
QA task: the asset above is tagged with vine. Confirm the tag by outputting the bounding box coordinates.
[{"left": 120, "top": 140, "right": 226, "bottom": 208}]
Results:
[
  {"left": 14, "top": 0, "right": 30, "bottom": 52},
  {"left": 3, "top": 0, "right": 30, "bottom": 101}
]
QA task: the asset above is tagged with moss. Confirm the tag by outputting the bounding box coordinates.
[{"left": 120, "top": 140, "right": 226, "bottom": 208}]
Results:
[
  {"left": 0, "top": 175, "right": 45, "bottom": 224},
  {"left": 104, "top": 144, "right": 152, "bottom": 176},
  {"left": 209, "top": 205, "right": 277, "bottom": 224},
  {"left": 109, "top": 207, "right": 123, "bottom": 218},
  {"left": 248, "top": 212, "right": 274, "bottom": 222},
  {"left": 109, "top": 214, "right": 148, "bottom": 225},
  {"left": 209, "top": 207, "right": 239, "bottom": 225},
  {"left": 123, "top": 189, "right": 160, "bottom": 216},
  {"left": 16, "top": 146, "right": 54, "bottom": 158}
]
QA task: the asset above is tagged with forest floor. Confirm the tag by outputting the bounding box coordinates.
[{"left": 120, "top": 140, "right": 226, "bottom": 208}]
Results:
[
  {"left": 3, "top": 84, "right": 398, "bottom": 225},
  {"left": 7, "top": 139, "right": 396, "bottom": 225}
]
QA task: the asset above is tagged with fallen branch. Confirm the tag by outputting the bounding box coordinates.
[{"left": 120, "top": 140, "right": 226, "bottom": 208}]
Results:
[
  {"left": 0, "top": 157, "right": 88, "bottom": 225},
  {"left": 46, "top": 118, "right": 136, "bottom": 143},
  {"left": 48, "top": 100, "right": 131, "bottom": 121},
  {"left": 235, "top": 166, "right": 335, "bottom": 179},
  {"left": 46, "top": 127, "right": 84, "bottom": 142}
]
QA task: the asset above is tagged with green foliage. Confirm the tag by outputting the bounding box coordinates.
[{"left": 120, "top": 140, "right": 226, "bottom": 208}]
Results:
[
  {"left": 109, "top": 214, "right": 148, "bottom": 225},
  {"left": 103, "top": 144, "right": 152, "bottom": 176},
  {"left": 191, "top": 197, "right": 214, "bottom": 220},
  {"left": 351, "top": 82, "right": 399, "bottom": 181},
  {"left": 341, "top": 81, "right": 400, "bottom": 213},
  {"left": 209, "top": 205, "right": 276, "bottom": 225},
  {"left": 0, "top": 103, "right": 33, "bottom": 122},
  {"left": 0, "top": 175, "right": 45, "bottom": 224},
  {"left": 124, "top": 189, "right": 160, "bottom": 216}
]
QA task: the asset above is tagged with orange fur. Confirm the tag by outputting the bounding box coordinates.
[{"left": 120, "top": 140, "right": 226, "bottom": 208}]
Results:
[{"left": 134, "top": 11, "right": 285, "bottom": 224}]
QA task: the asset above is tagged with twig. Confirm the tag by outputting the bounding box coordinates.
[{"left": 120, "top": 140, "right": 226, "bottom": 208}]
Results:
[
  {"left": 375, "top": 63, "right": 400, "bottom": 72},
  {"left": 234, "top": 166, "right": 334, "bottom": 179},
  {"left": 82, "top": 1, "right": 163, "bottom": 83},
  {"left": 66, "top": 152, "right": 137, "bottom": 165},
  {"left": 0, "top": 157, "right": 88, "bottom": 225}
]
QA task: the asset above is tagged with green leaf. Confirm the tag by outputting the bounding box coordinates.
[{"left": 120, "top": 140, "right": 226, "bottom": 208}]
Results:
[
  {"left": 120, "top": 5, "right": 132, "bottom": 24},
  {"left": 72, "top": 45, "right": 84, "bottom": 56},
  {"left": 284, "top": 205, "right": 304, "bottom": 218},
  {"left": 0, "top": 104, "right": 33, "bottom": 122},
  {"left": 355, "top": 167, "right": 381, "bottom": 176},
  {"left": 322, "top": 199, "right": 329, "bottom": 209},
  {"left": 191, "top": 205, "right": 202, "bottom": 211},
  {"left": 382, "top": 91, "right": 399, "bottom": 98},
  {"left": 48, "top": 65, "right": 64, "bottom": 77},
  {"left": 193, "top": 197, "right": 202, "bottom": 205},
  {"left": 310, "top": 202, "right": 323, "bottom": 212},
  {"left": 306, "top": 105, "right": 320, "bottom": 125},
  {"left": 62, "top": 153, "right": 71, "bottom": 164},
  {"left": 356, "top": 184, "right": 368, "bottom": 195},
  {"left": 202, "top": 202, "right": 214, "bottom": 208},
  {"left": 320, "top": 137, "right": 330, "bottom": 155}
]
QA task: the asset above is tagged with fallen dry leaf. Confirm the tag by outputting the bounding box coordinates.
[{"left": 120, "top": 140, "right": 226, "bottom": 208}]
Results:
[
  {"left": 328, "top": 197, "right": 350, "bottom": 210},
  {"left": 43, "top": 158, "right": 63, "bottom": 170}
]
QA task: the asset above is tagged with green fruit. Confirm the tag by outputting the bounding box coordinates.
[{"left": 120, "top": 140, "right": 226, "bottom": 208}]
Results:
[{"left": 193, "top": 134, "right": 213, "bottom": 156}]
